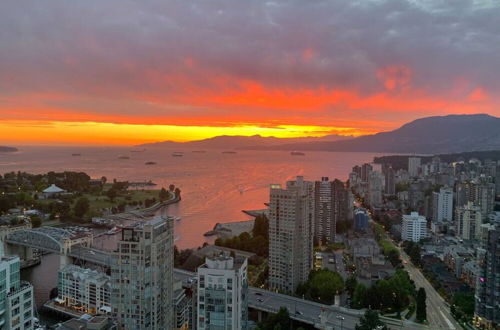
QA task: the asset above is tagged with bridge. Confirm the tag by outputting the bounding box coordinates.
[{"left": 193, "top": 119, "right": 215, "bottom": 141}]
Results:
[
  {"left": 173, "top": 269, "right": 427, "bottom": 330},
  {"left": 3, "top": 226, "right": 94, "bottom": 267},
  {"left": 68, "top": 245, "right": 112, "bottom": 266}
]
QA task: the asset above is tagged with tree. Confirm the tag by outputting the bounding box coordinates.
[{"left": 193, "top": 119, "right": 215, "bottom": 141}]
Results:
[
  {"left": 101, "top": 176, "right": 107, "bottom": 184},
  {"left": 106, "top": 188, "right": 117, "bottom": 202},
  {"left": 174, "top": 246, "right": 194, "bottom": 267},
  {"left": 252, "top": 215, "right": 269, "bottom": 239},
  {"left": 174, "top": 187, "right": 181, "bottom": 198},
  {"left": 111, "top": 181, "right": 129, "bottom": 192},
  {"left": 257, "top": 307, "right": 290, "bottom": 330},
  {"left": 296, "top": 269, "right": 344, "bottom": 304},
  {"left": 117, "top": 202, "right": 126, "bottom": 213},
  {"left": 169, "top": 184, "right": 175, "bottom": 192},
  {"left": 52, "top": 200, "right": 71, "bottom": 220},
  {"left": 144, "top": 198, "right": 155, "bottom": 208},
  {"left": 451, "top": 292, "right": 474, "bottom": 322},
  {"left": 352, "top": 283, "right": 367, "bottom": 309},
  {"left": 416, "top": 287, "right": 427, "bottom": 322},
  {"left": 74, "top": 197, "right": 90, "bottom": 218},
  {"left": 387, "top": 249, "right": 402, "bottom": 267},
  {"left": 403, "top": 241, "right": 422, "bottom": 266},
  {"left": 0, "top": 195, "right": 14, "bottom": 213},
  {"left": 355, "top": 310, "right": 388, "bottom": 330},
  {"left": 409, "top": 244, "right": 422, "bottom": 266},
  {"left": 30, "top": 215, "right": 42, "bottom": 228},
  {"left": 159, "top": 188, "right": 170, "bottom": 202},
  {"left": 345, "top": 275, "right": 358, "bottom": 297}
]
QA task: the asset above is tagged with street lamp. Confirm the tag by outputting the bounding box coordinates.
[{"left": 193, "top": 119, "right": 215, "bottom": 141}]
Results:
[{"left": 336, "top": 315, "right": 345, "bottom": 330}]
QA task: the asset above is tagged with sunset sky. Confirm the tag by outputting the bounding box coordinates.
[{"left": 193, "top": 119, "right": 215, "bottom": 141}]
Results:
[{"left": 1, "top": 0, "right": 499, "bottom": 145}]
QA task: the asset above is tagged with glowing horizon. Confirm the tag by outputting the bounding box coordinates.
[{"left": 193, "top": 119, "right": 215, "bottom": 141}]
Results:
[{"left": 0, "top": 120, "right": 376, "bottom": 146}]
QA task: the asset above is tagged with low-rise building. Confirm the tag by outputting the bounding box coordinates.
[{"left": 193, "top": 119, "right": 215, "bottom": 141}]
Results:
[
  {"left": 461, "top": 260, "right": 480, "bottom": 289},
  {"left": 57, "top": 265, "right": 111, "bottom": 316},
  {"left": 442, "top": 245, "right": 472, "bottom": 278},
  {"left": 54, "top": 314, "right": 115, "bottom": 330},
  {"left": 354, "top": 209, "right": 369, "bottom": 232},
  {"left": 42, "top": 184, "right": 67, "bottom": 199}
]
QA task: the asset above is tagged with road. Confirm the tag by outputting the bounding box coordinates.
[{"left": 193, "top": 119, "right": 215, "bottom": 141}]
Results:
[
  {"left": 399, "top": 249, "right": 460, "bottom": 330},
  {"left": 174, "top": 269, "right": 427, "bottom": 330}
]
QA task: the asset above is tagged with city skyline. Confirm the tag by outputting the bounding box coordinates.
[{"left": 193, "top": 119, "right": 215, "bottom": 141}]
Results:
[
  {"left": 1, "top": 1, "right": 500, "bottom": 145},
  {"left": 0, "top": 0, "right": 498, "bottom": 329}
]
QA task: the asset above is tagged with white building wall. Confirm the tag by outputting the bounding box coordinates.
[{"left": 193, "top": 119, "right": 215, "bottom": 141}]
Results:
[
  {"left": 401, "top": 212, "right": 428, "bottom": 242},
  {"left": 433, "top": 187, "right": 454, "bottom": 222},
  {"left": 197, "top": 256, "right": 248, "bottom": 330}
]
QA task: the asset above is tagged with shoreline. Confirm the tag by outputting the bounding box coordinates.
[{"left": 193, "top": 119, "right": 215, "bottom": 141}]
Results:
[{"left": 204, "top": 219, "right": 255, "bottom": 239}]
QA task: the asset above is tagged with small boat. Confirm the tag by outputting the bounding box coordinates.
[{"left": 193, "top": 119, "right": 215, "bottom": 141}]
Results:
[
  {"left": 172, "top": 152, "right": 184, "bottom": 157},
  {"left": 174, "top": 216, "right": 182, "bottom": 222},
  {"left": 71, "top": 153, "right": 81, "bottom": 156},
  {"left": 105, "top": 227, "right": 121, "bottom": 235},
  {"left": 222, "top": 151, "right": 237, "bottom": 154},
  {"left": 118, "top": 155, "right": 130, "bottom": 159},
  {"left": 291, "top": 151, "right": 305, "bottom": 156},
  {"left": 145, "top": 161, "right": 157, "bottom": 165}
]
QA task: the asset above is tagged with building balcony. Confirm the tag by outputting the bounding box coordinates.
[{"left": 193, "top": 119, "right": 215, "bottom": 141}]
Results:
[{"left": 7, "top": 281, "right": 32, "bottom": 298}]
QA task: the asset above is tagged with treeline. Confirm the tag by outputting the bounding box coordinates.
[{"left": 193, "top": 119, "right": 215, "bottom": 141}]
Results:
[
  {"left": 256, "top": 307, "right": 306, "bottom": 330},
  {"left": 402, "top": 241, "right": 422, "bottom": 266},
  {"left": 214, "top": 215, "right": 269, "bottom": 257},
  {"left": 373, "top": 223, "right": 401, "bottom": 268},
  {"left": 351, "top": 269, "right": 415, "bottom": 315},
  {"left": 296, "top": 269, "right": 345, "bottom": 304},
  {"left": 0, "top": 171, "right": 95, "bottom": 193}
]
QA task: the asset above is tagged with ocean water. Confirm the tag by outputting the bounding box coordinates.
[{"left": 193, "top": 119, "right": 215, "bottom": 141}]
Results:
[
  {"left": 2, "top": 146, "right": 385, "bottom": 311},
  {"left": 1, "top": 146, "right": 383, "bottom": 249}
]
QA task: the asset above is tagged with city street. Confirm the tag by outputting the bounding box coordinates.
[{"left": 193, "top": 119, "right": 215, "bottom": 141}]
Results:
[
  {"left": 248, "top": 287, "right": 428, "bottom": 330},
  {"left": 399, "top": 249, "right": 460, "bottom": 330}
]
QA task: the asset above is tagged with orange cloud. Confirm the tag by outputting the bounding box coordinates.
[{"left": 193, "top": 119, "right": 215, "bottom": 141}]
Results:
[
  {"left": 468, "top": 87, "right": 488, "bottom": 102},
  {"left": 376, "top": 65, "right": 413, "bottom": 92},
  {"left": 1, "top": 62, "right": 499, "bottom": 146}
]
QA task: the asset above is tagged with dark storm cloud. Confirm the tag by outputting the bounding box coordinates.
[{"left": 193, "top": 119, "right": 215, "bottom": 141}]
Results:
[{"left": 0, "top": 0, "right": 499, "bottom": 117}]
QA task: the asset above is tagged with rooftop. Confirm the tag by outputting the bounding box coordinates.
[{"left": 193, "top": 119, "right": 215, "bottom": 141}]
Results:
[
  {"left": 60, "top": 264, "right": 110, "bottom": 284},
  {"left": 43, "top": 184, "right": 66, "bottom": 193}
]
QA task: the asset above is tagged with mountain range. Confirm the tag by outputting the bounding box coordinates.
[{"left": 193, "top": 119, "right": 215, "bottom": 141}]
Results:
[
  {"left": 138, "top": 134, "right": 351, "bottom": 149},
  {"left": 0, "top": 146, "right": 18, "bottom": 152},
  {"left": 138, "top": 114, "right": 500, "bottom": 154}
]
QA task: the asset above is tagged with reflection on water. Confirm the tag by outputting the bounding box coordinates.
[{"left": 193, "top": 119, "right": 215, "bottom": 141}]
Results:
[{"left": 1, "top": 147, "right": 382, "bottom": 249}]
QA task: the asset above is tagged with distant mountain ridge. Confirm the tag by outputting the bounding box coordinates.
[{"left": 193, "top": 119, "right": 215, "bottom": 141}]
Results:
[
  {"left": 252, "top": 114, "right": 500, "bottom": 153},
  {"left": 137, "top": 134, "right": 351, "bottom": 149},
  {"left": 137, "top": 114, "right": 500, "bottom": 154},
  {"left": 0, "top": 146, "right": 18, "bottom": 152}
]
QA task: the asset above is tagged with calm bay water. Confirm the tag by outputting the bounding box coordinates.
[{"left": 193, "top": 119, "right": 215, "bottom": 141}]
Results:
[{"left": 1, "top": 146, "right": 382, "bottom": 309}]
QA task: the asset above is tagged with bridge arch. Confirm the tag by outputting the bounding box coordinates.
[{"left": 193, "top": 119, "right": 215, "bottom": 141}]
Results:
[{"left": 4, "top": 227, "right": 75, "bottom": 254}]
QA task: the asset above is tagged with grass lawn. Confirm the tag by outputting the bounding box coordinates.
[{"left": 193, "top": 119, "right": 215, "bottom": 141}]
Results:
[
  {"left": 248, "top": 260, "right": 268, "bottom": 286},
  {"left": 77, "top": 189, "right": 162, "bottom": 217}
]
